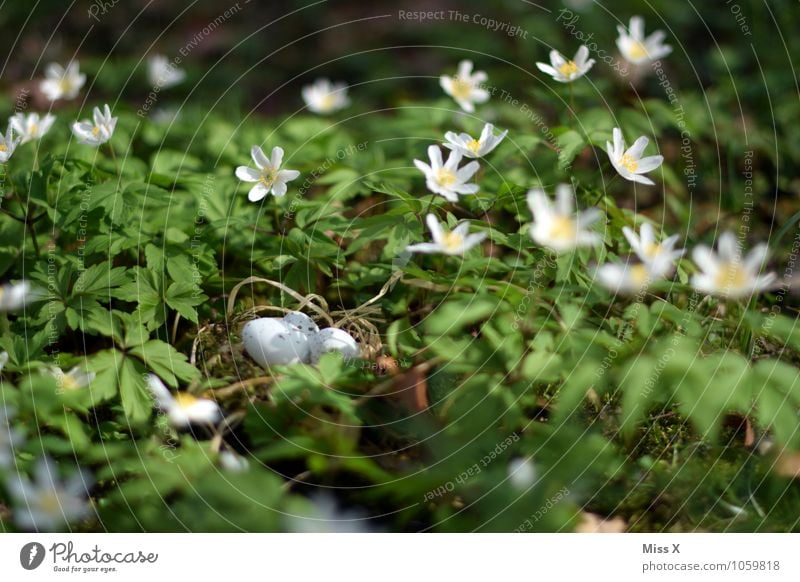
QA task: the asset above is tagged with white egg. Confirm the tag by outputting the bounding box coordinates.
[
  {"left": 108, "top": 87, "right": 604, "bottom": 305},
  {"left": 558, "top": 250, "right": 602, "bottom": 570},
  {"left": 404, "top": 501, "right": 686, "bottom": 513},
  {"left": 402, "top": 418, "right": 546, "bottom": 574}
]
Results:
[
  {"left": 242, "top": 318, "right": 311, "bottom": 366},
  {"left": 309, "top": 327, "right": 360, "bottom": 364},
  {"left": 282, "top": 311, "right": 320, "bottom": 337}
]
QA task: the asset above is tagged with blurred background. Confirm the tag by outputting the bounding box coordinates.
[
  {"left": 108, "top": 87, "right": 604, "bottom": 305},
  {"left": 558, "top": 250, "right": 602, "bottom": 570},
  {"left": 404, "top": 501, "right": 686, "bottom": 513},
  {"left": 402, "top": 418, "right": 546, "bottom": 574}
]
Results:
[
  {"left": 0, "top": 0, "right": 797, "bottom": 122},
  {"left": 1, "top": 0, "right": 799, "bottom": 249}
]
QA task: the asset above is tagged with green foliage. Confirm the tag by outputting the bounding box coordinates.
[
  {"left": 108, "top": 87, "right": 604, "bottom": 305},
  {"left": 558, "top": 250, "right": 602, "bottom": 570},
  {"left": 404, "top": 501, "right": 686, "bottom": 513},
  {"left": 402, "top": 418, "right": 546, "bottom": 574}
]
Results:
[{"left": 2, "top": 0, "right": 800, "bottom": 533}]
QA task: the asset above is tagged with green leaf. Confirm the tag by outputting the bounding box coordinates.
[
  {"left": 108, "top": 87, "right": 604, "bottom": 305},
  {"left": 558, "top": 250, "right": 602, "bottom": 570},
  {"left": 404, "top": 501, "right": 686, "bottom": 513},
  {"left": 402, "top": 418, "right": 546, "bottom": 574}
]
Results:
[
  {"left": 424, "top": 297, "right": 501, "bottom": 336},
  {"left": 119, "top": 357, "right": 153, "bottom": 424},
  {"left": 556, "top": 130, "right": 584, "bottom": 170},
  {"left": 128, "top": 340, "right": 199, "bottom": 387},
  {"left": 165, "top": 281, "right": 206, "bottom": 323}
]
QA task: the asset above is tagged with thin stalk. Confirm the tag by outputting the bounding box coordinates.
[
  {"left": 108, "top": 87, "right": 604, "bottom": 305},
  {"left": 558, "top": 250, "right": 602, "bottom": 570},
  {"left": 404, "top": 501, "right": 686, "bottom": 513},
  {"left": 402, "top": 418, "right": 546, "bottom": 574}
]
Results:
[
  {"left": 568, "top": 82, "right": 575, "bottom": 117},
  {"left": 421, "top": 194, "right": 437, "bottom": 224},
  {"left": 107, "top": 142, "right": 120, "bottom": 173},
  {"left": 28, "top": 219, "right": 40, "bottom": 258}
]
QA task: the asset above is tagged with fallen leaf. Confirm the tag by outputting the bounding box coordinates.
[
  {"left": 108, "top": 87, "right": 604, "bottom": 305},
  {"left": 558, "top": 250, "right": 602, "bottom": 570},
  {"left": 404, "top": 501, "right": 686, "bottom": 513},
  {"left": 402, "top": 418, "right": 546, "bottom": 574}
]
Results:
[
  {"left": 394, "top": 364, "right": 430, "bottom": 413},
  {"left": 575, "top": 512, "right": 627, "bottom": 533},
  {"left": 774, "top": 449, "right": 800, "bottom": 478}
]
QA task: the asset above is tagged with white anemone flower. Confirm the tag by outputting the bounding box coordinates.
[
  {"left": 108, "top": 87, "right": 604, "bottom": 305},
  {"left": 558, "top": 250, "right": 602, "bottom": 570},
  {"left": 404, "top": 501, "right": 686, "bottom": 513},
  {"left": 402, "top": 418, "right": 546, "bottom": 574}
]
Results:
[
  {"left": 606, "top": 127, "right": 663, "bottom": 186},
  {"left": 150, "top": 107, "right": 180, "bottom": 125},
  {"left": 526, "top": 184, "right": 602, "bottom": 253},
  {"left": 507, "top": 457, "right": 537, "bottom": 490},
  {"left": 49, "top": 366, "right": 96, "bottom": 392},
  {"left": 146, "top": 374, "right": 222, "bottom": 428},
  {"left": 0, "top": 125, "right": 21, "bottom": 163},
  {"left": 536, "top": 46, "right": 595, "bottom": 83},
  {"left": 622, "top": 223, "right": 685, "bottom": 276},
  {"left": 406, "top": 214, "right": 487, "bottom": 256},
  {"left": 9, "top": 113, "right": 56, "bottom": 144},
  {"left": 147, "top": 54, "right": 185, "bottom": 89},
  {"left": 691, "top": 232, "right": 777, "bottom": 299},
  {"left": 302, "top": 78, "right": 350, "bottom": 114},
  {"left": 443, "top": 123, "right": 508, "bottom": 158},
  {"left": 616, "top": 16, "right": 672, "bottom": 65},
  {"left": 219, "top": 450, "right": 250, "bottom": 473},
  {"left": 235, "top": 145, "right": 301, "bottom": 202},
  {"left": 40, "top": 61, "right": 86, "bottom": 101},
  {"left": 0, "top": 280, "right": 38, "bottom": 312},
  {"left": 71, "top": 104, "right": 117, "bottom": 147},
  {"left": 414, "top": 145, "right": 479, "bottom": 202},
  {"left": 595, "top": 260, "right": 664, "bottom": 295},
  {"left": 7, "top": 456, "right": 92, "bottom": 531},
  {"left": 440, "top": 60, "right": 490, "bottom": 113}
]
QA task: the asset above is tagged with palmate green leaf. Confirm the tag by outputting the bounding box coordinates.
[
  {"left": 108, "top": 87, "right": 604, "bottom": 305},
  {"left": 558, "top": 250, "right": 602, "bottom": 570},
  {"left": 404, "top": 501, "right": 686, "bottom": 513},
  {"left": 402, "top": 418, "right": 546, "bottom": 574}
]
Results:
[
  {"left": 424, "top": 296, "right": 502, "bottom": 336},
  {"left": 119, "top": 357, "right": 153, "bottom": 423},
  {"left": 116, "top": 267, "right": 185, "bottom": 331},
  {"left": 165, "top": 281, "right": 206, "bottom": 323},
  {"left": 747, "top": 312, "right": 800, "bottom": 352},
  {"left": 87, "top": 348, "right": 152, "bottom": 423},
  {"left": 85, "top": 349, "right": 122, "bottom": 402},
  {"left": 271, "top": 364, "right": 359, "bottom": 424},
  {"left": 553, "top": 359, "right": 606, "bottom": 421},
  {"left": 116, "top": 267, "right": 161, "bottom": 306},
  {"left": 6, "top": 375, "right": 92, "bottom": 450},
  {"left": 85, "top": 179, "right": 172, "bottom": 224},
  {"left": 750, "top": 360, "right": 800, "bottom": 447},
  {"left": 619, "top": 355, "right": 659, "bottom": 439},
  {"left": 72, "top": 262, "right": 129, "bottom": 298},
  {"left": 145, "top": 242, "right": 213, "bottom": 285},
  {"left": 363, "top": 181, "right": 423, "bottom": 213},
  {"left": 128, "top": 339, "right": 200, "bottom": 387},
  {"left": 556, "top": 129, "right": 585, "bottom": 170},
  {"left": 587, "top": 332, "right": 800, "bottom": 447},
  {"left": 64, "top": 296, "right": 106, "bottom": 331},
  {"left": 521, "top": 350, "right": 563, "bottom": 383},
  {"left": 87, "top": 334, "right": 197, "bottom": 423}
]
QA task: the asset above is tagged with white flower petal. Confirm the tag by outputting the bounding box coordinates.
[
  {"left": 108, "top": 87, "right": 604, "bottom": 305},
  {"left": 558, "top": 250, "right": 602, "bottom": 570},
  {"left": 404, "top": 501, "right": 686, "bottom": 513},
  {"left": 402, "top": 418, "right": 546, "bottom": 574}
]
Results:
[
  {"left": 248, "top": 183, "right": 269, "bottom": 202},
  {"left": 235, "top": 166, "right": 260, "bottom": 182}
]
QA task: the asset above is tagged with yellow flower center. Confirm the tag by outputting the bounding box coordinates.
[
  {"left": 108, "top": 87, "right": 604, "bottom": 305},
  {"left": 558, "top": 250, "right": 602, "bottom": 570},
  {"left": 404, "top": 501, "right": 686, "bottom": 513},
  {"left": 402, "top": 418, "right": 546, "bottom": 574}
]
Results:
[
  {"left": 38, "top": 490, "right": 62, "bottom": 514},
  {"left": 435, "top": 168, "right": 457, "bottom": 187},
  {"left": 59, "top": 78, "right": 74, "bottom": 92},
  {"left": 714, "top": 262, "right": 749, "bottom": 290},
  {"left": 59, "top": 375, "right": 81, "bottom": 391},
  {"left": 619, "top": 153, "right": 638, "bottom": 172},
  {"left": 630, "top": 264, "right": 651, "bottom": 286},
  {"left": 558, "top": 60, "right": 580, "bottom": 78},
  {"left": 548, "top": 216, "right": 577, "bottom": 241},
  {"left": 319, "top": 93, "right": 337, "bottom": 111},
  {"left": 450, "top": 78, "right": 474, "bottom": 100},
  {"left": 259, "top": 169, "right": 278, "bottom": 188},
  {"left": 643, "top": 242, "right": 662, "bottom": 258},
  {"left": 91, "top": 126, "right": 101, "bottom": 137},
  {"left": 628, "top": 41, "right": 649, "bottom": 61},
  {"left": 30, "top": 123, "right": 39, "bottom": 135},
  {"left": 466, "top": 139, "right": 482, "bottom": 153},
  {"left": 0, "top": 144, "right": 7, "bottom": 152},
  {"left": 441, "top": 230, "right": 465, "bottom": 252},
  {"left": 174, "top": 392, "right": 199, "bottom": 409}
]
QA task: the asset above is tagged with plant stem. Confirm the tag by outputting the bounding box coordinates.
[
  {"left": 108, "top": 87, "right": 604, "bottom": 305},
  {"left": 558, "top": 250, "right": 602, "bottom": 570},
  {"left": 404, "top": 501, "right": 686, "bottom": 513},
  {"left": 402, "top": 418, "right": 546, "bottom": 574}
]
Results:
[
  {"left": 108, "top": 142, "right": 120, "bottom": 173},
  {"left": 568, "top": 82, "right": 575, "bottom": 119},
  {"left": 28, "top": 219, "right": 41, "bottom": 258},
  {"left": 421, "top": 194, "right": 437, "bottom": 224}
]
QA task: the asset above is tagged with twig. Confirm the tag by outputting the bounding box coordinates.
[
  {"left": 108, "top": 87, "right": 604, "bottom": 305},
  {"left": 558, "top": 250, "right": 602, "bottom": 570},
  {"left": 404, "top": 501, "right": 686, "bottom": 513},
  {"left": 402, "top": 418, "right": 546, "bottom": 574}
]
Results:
[{"left": 212, "top": 375, "right": 274, "bottom": 398}]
